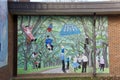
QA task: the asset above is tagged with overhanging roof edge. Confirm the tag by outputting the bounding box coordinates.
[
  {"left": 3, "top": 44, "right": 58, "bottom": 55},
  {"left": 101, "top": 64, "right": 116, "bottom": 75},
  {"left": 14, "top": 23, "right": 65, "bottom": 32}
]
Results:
[{"left": 8, "top": 2, "right": 120, "bottom": 15}]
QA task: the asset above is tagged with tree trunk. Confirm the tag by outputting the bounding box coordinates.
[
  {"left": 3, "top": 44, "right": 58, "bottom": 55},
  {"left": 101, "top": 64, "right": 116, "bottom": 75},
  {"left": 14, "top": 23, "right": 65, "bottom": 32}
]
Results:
[
  {"left": 24, "top": 45, "right": 28, "bottom": 70},
  {"left": 88, "top": 52, "right": 92, "bottom": 67},
  {"left": 24, "top": 59, "right": 27, "bottom": 70},
  {"left": 102, "top": 43, "right": 108, "bottom": 68},
  {"left": 93, "top": 13, "right": 96, "bottom": 76},
  {"left": 32, "top": 61, "right": 36, "bottom": 69}
]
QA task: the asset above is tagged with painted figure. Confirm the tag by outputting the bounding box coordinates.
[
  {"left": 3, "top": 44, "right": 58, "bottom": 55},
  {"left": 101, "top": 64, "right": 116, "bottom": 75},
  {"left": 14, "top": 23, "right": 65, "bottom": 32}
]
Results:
[
  {"left": 47, "top": 23, "right": 53, "bottom": 32},
  {"left": 66, "top": 57, "right": 69, "bottom": 70},
  {"left": 100, "top": 56, "right": 105, "bottom": 71},
  {"left": 81, "top": 54, "right": 88, "bottom": 73},
  {"left": 32, "top": 52, "right": 39, "bottom": 69},
  {"left": 72, "top": 56, "right": 79, "bottom": 72},
  {"left": 60, "top": 45, "right": 66, "bottom": 73},
  {"left": 77, "top": 54, "right": 82, "bottom": 69},
  {"left": 45, "top": 35, "right": 53, "bottom": 51},
  {"left": 22, "top": 24, "right": 36, "bottom": 43}
]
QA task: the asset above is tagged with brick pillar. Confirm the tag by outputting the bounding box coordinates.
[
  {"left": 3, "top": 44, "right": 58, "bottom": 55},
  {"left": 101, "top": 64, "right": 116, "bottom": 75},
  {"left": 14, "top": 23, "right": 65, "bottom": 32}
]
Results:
[{"left": 108, "top": 16, "right": 120, "bottom": 75}]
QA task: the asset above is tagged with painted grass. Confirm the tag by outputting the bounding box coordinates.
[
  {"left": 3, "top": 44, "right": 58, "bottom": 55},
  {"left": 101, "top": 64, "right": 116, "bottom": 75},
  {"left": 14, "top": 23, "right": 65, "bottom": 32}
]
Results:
[
  {"left": 70, "top": 66, "right": 109, "bottom": 73},
  {"left": 18, "top": 66, "right": 60, "bottom": 74},
  {"left": 18, "top": 66, "right": 109, "bottom": 74}
]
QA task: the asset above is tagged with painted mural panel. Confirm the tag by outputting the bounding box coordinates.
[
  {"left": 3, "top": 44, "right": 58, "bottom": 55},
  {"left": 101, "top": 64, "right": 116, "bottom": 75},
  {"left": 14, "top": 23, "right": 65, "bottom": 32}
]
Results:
[
  {"left": 17, "top": 16, "right": 109, "bottom": 74},
  {"left": 0, "top": 0, "right": 8, "bottom": 67}
]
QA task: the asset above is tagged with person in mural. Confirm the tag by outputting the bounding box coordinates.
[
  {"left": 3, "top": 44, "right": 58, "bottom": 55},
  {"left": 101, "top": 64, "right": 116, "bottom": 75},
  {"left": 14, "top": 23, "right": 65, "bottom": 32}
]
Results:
[
  {"left": 32, "top": 52, "right": 39, "bottom": 69},
  {"left": 45, "top": 35, "right": 53, "bottom": 52},
  {"left": 72, "top": 56, "right": 79, "bottom": 72},
  {"left": 60, "top": 45, "right": 66, "bottom": 73},
  {"left": 81, "top": 54, "right": 88, "bottom": 73},
  {"left": 66, "top": 57, "right": 70, "bottom": 70},
  {"left": 47, "top": 23, "right": 53, "bottom": 32},
  {"left": 99, "top": 56, "right": 105, "bottom": 71},
  {"left": 22, "top": 24, "right": 37, "bottom": 43},
  {"left": 96, "top": 56, "right": 100, "bottom": 70},
  {"left": 77, "top": 54, "right": 82, "bottom": 69}
]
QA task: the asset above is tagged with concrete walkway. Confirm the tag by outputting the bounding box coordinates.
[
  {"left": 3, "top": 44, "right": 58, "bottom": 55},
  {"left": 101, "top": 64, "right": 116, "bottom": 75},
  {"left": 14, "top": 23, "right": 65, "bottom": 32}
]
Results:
[{"left": 40, "top": 67, "right": 73, "bottom": 73}]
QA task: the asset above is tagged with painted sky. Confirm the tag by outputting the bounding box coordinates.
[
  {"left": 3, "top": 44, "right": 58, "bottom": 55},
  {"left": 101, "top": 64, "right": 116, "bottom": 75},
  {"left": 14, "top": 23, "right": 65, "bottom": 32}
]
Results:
[{"left": 0, "top": 0, "right": 8, "bottom": 68}]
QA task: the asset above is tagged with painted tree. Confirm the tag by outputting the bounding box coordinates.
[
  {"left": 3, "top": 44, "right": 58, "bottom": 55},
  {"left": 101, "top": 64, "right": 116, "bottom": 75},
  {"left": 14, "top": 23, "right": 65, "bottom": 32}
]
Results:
[{"left": 18, "top": 16, "right": 42, "bottom": 70}]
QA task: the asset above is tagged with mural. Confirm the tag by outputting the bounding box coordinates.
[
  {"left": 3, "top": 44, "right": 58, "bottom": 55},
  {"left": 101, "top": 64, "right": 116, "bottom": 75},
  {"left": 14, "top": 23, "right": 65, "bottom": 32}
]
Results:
[
  {"left": 17, "top": 16, "right": 109, "bottom": 74},
  {"left": 0, "top": 0, "right": 8, "bottom": 67}
]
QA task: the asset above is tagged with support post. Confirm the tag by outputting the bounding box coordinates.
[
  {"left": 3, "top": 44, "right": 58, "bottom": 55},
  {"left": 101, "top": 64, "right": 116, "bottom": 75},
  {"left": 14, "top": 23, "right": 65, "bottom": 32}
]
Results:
[{"left": 93, "top": 12, "right": 97, "bottom": 77}]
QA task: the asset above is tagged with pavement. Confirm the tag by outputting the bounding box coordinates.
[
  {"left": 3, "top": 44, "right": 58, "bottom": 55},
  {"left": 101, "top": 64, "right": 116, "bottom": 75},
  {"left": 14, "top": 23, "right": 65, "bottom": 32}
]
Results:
[{"left": 41, "top": 67, "right": 71, "bottom": 73}]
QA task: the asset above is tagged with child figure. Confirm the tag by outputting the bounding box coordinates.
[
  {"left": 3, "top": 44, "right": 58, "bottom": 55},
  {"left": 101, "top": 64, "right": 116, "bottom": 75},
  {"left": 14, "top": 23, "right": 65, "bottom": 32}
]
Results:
[
  {"left": 32, "top": 52, "right": 39, "bottom": 69},
  {"left": 100, "top": 56, "right": 105, "bottom": 71},
  {"left": 22, "top": 24, "right": 36, "bottom": 43},
  {"left": 72, "top": 56, "right": 79, "bottom": 72},
  {"left": 45, "top": 35, "right": 53, "bottom": 52},
  {"left": 66, "top": 57, "right": 70, "bottom": 70},
  {"left": 47, "top": 23, "right": 53, "bottom": 32}
]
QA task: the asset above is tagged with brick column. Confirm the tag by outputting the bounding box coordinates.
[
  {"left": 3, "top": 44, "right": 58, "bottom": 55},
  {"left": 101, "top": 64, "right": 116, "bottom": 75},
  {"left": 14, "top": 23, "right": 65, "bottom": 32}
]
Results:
[{"left": 108, "top": 16, "right": 120, "bottom": 75}]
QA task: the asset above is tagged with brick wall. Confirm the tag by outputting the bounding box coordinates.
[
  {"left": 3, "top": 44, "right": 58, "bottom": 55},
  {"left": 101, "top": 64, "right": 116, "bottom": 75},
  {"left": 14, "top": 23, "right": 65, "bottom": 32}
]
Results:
[
  {"left": 109, "top": 16, "right": 120, "bottom": 75},
  {"left": 0, "top": 13, "right": 15, "bottom": 80},
  {"left": 1, "top": 15, "right": 120, "bottom": 80}
]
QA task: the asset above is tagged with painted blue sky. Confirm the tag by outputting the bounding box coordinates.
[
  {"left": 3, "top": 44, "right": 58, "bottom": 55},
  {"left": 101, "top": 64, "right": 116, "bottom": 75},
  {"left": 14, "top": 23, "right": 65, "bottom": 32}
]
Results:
[{"left": 0, "top": 0, "right": 8, "bottom": 68}]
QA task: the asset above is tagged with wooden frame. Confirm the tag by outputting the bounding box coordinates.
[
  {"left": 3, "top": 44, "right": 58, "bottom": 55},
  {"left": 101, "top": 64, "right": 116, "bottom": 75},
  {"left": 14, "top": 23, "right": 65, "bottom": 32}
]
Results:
[{"left": 9, "top": 2, "right": 120, "bottom": 15}]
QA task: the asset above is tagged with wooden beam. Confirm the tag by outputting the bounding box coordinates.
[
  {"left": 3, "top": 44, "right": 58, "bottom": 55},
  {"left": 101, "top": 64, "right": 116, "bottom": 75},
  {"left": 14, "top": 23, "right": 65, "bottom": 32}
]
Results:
[{"left": 8, "top": 2, "right": 120, "bottom": 15}]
